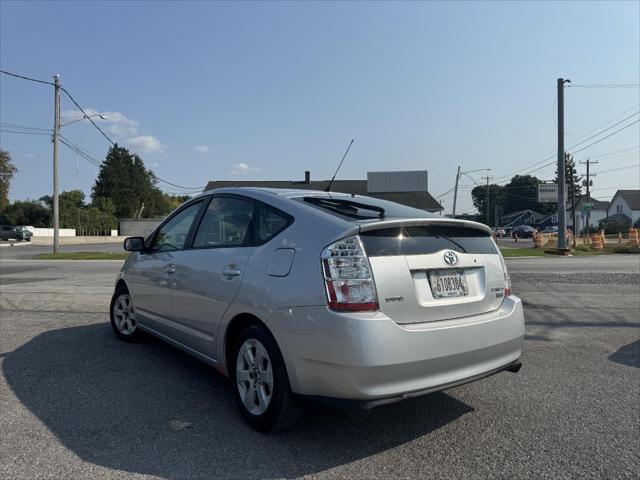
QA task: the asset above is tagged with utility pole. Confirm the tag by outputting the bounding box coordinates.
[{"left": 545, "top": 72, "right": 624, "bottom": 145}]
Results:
[
  {"left": 52, "top": 75, "right": 61, "bottom": 254},
  {"left": 580, "top": 158, "right": 597, "bottom": 235},
  {"left": 557, "top": 78, "right": 570, "bottom": 251},
  {"left": 452, "top": 165, "right": 461, "bottom": 218},
  {"left": 482, "top": 175, "right": 493, "bottom": 226}
]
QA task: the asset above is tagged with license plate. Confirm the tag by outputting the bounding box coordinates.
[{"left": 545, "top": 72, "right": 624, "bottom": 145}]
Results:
[{"left": 428, "top": 269, "right": 469, "bottom": 299}]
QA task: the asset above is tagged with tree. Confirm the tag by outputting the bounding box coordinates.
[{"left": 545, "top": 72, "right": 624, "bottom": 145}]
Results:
[
  {"left": 92, "top": 144, "right": 168, "bottom": 219},
  {"left": 0, "top": 149, "right": 18, "bottom": 212},
  {"left": 39, "top": 189, "right": 117, "bottom": 231},
  {"left": 471, "top": 184, "right": 505, "bottom": 226},
  {"left": 554, "top": 153, "right": 582, "bottom": 200},
  {"left": 502, "top": 175, "right": 554, "bottom": 216},
  {"left": 0, "top": 200, "right": 49, "bottom": 227}
]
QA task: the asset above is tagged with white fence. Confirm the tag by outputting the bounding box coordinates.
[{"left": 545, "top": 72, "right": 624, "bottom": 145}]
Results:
[
  {"left": 24, "top": 227, "right": 119, "bottom": 237},
  {"left": 25, "top": 227, "right": 76, "bottom": 237}
]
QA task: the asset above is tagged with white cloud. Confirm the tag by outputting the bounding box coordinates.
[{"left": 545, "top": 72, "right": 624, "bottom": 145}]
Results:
[
  {"left": 61, "top": 108, "right": 167, "bottom": 154},
  {"left": 61, "top": 108, "right": 139, "bottom": 135},
  {"left": 194, "top": 145, "right": 210, "bottom": 154},
  {"left": 126, "top": 135, "right": 165, "bottom": 154},
  {"left": 148, "top": 161, "right": 160, "bottom": 168},
  {"left": 24, "top": 153, "right": 36, "bottom": 158},
  {"left": 229, "top": 163, "right": 260, "bottom": 175}
]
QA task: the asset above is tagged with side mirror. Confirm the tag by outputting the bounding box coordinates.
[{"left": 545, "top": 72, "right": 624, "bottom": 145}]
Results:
[{"left": 124, "top": 237, "right": 145, "bottom": 252}]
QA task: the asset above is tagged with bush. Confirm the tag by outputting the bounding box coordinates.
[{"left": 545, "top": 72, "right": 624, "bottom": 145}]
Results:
[{"left": 599, "top": 218, "right": 631, "bottom": 234}]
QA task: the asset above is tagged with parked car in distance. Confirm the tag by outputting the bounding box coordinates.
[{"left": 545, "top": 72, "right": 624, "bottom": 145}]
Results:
[
  {"left": 112, "top": 188, "right": 525, "bottom": 432},
  {"left": 0, "top": 225, "right": 32, "bottom": 242},
  {"left": 512, "top": 225, "right": 536, "bottom": 238},
  {"left": 495, "top": 228, "right": 506, "bottom": 237}
]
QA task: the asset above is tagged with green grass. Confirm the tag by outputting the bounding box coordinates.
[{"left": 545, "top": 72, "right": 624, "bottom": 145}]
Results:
[
  {"left": 499, "top": 248, "right": 548, "bottom": 257},
  {"left": 35, "top": 252, "right": 129, "bottom": 260},
  {"left": 500, "top": 244, "right": 640, "bottom": 257}
]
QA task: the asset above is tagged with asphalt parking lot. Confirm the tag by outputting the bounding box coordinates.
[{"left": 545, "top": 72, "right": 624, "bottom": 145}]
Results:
[{"left": 0, "top": 251, "right": 638, "bottom": 479}]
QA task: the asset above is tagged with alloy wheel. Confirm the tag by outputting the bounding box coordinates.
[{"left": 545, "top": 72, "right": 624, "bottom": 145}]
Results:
[
  {"left": 236, "top": 338, "right": 274, "bottom": 416},
  {"left": 113, "top": 293, "right": 137, "bottom": 335}
]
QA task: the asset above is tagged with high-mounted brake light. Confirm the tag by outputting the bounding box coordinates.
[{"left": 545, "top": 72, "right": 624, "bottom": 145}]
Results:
[{"left": 321, "top": 235, "right": 379, "bottom": 312}]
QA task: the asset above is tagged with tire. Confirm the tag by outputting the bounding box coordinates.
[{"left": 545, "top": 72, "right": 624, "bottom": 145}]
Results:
[
  {"left": 232, "top": 324, "right": 303, "bottom": 432},
  {"left": 110, "top": 285, "right": 143, "bottom": 342}
]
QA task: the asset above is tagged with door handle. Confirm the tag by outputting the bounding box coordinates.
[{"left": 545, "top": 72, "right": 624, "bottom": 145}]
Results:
[
  {"left": 223, "top": 264, "right": 241, "bottom": 276},
  {"left": 165, "top": 264, "right": 176, "bottom": 274}
]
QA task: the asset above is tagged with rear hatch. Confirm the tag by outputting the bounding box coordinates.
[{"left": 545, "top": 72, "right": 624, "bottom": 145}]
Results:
[{"left": 359, "top": 219, "right": 506, "bottom": 324}]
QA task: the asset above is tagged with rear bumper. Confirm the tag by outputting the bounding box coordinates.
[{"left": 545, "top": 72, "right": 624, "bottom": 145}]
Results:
[
  {"left": 301, "top": 359, "right": 522, "bottom": 410},
  {"left": 266, "top": 296, "right": 525, "bottom": 401}
]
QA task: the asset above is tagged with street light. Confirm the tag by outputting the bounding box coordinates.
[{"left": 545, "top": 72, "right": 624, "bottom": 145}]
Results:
[
  {"left": 51, "top": 99, "right": 108, "bottom": 254},
  {"left": 60, "top": 113, "right": 108, "bottom": 128}
]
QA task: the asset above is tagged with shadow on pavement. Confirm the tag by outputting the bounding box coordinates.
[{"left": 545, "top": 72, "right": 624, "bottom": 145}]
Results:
[
  {"left": 608, "top": 339, "right": 640, "bottom": 368},
  {"left": 3, "top": 323, "right": 472, "bottom": 479}
]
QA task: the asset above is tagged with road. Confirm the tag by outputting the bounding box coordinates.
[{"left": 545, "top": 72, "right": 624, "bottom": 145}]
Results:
[{"left": 0, "top": 255, "right": 638, "bottom": 479}]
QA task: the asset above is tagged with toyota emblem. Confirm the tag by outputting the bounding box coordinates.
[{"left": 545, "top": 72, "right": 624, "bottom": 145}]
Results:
[{"left": 443, "top": 250, "right": 458, "bottom": 265}]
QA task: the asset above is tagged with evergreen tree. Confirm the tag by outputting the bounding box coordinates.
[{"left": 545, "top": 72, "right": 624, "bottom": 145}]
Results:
[
  {"left": 554, "top": 152, "right": 582, "bottom": 204},
  {"left": 92, "top": 145, "right": 166, "bottom": 219}
]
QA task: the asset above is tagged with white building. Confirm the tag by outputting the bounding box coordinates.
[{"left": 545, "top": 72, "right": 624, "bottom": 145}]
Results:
[
  {"left": 606, "top": 190, "right": 640, "bottom": 226},
  {"left": 568, "top": 197, "right": 608, "bottom": 233}
]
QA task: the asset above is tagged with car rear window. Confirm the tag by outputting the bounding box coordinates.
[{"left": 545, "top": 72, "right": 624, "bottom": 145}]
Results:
[
  {"left": 295, "top": 195, "right": 433, "bottom": 220},
  {"left": 360, "top": 225, "right": 497, "bottom": 256}
]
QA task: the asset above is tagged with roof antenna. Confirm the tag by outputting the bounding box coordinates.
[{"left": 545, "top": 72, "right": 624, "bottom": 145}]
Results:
[{"left": 325, "top": 139, "right": 354, "bottom": 192}]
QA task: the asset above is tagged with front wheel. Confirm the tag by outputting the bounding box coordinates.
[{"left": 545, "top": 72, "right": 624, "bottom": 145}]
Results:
[
  {"left": 110, "top": 285, "right": 143, "bottom": 342},
  {"left": 233, "top": 325, "right": 302, "bottom": 432}
]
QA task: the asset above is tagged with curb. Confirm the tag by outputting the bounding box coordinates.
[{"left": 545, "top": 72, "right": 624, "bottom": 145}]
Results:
[{"left": 0, "top": 242, "right": 32, "bottom": 248}]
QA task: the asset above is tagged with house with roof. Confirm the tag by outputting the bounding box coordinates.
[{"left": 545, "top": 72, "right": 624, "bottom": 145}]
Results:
[
  {"left": 499, "top": 209, "right": 549, "bottom": 228},
  {"left": 568, "top": 197, "right": 609, "bottom": 234},
  {"left": 606, "top": 190, "right": 640, "bottom": 227},
  {"left": 204, "top": 170, "right": 444, "bottom": 213}
]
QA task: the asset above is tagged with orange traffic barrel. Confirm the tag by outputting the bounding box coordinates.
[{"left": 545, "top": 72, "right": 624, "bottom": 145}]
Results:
[
  {"left": 591, "top": 234, "right": 603, "bottom": 250},
  {"left": 629, "top": 228, "right": 639, "bottom": 246},
  {"left": 533, "top": 233, "right": 544, "bottom": 248}
]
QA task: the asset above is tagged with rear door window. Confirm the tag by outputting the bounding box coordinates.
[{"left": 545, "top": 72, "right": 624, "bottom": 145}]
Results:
[
  {"left": 360, "top": 225, "right": 497, "bottom": 256},
  {"left": 254, "top": 204, "right": 292, "bottom": 243}
]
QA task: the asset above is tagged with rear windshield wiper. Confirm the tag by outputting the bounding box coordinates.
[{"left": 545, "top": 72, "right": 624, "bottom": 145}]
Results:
[{"left": 304, "top": 197, "right": 385, "bottom": 219}]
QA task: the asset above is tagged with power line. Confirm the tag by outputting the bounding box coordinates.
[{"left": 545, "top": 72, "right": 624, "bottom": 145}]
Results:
[
  {"left": 575, "top": 145, "right": 639, "bottom": 162},
  {"left": 564, "top": 111, "right": 638, "bottom": 151},
  {"left": 492, "top": 105, "right": 640, "bottom": 184},
  {"left": 593, "top": 164, "right": 639, "bottom": 175},
  {"left": 570, "top": 119, "right": 639, "bottom": 155},
  {"left": 2, "top": 69, "right": 207, "bottom": 191},
  {"left": 0, "top": 121, "right": 51, "bottom": 132},
  {"left": 0, "top": 128, "right": 51, "bottom": 136},
  {"left": 0, "top": 69, "right": 55, "bottom": 86},
  {"left": 568, "top": 83, "right": 640, "bottom": 89}
]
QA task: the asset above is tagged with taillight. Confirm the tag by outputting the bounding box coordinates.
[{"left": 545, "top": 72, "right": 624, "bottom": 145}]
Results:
[
  {"left": 321, "top": 235, "right": 379, "bottom": 312},
  {"left": 498, "top": 251, "right": 512, "bottom": 297}
]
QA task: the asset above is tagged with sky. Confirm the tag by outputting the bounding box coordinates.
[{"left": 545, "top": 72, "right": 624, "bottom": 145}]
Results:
[{"left": 1, "top": 0, "right": 638, "bottom": 215}]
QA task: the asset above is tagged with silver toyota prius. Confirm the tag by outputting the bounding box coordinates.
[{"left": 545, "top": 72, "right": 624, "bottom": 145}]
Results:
[{"left": 112, "top": 187, "right": 524, "bottom": 432}]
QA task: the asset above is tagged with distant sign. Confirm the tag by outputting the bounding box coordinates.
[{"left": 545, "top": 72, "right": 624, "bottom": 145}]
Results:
[
  {"left": 537, "top": 183, "right": 568, "bottom": 203},
  {"left": 367, "top": 170, "right": 428, "bottom": 193}
]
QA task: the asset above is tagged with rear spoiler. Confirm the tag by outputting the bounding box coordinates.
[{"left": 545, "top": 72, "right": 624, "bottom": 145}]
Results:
[{"left": 357, "top": 218, "right": 493, "bottom": 236}]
